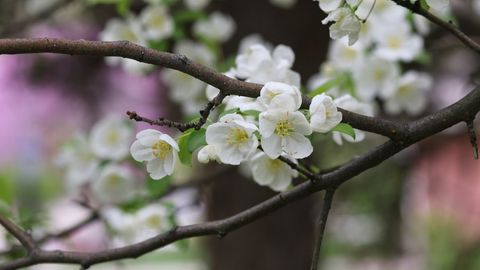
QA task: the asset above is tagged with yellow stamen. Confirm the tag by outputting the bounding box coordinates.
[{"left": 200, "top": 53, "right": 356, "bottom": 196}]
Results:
[
  {"left": 226, "top": 128, "right": 249, "bottom": 146},
  {"left": 275, "top": 119, "right": 293, "bottom": 137},
  {"left": 152, "top": 141, "right": 171, "bottom": 159}
]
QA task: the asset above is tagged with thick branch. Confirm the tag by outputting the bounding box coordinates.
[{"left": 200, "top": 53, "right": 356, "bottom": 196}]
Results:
[
  {"left": 0, "top": 38, "right": 403, "bottom": 139},
  {"left": 3, "top": 87, "right": 479, "bottom": 270}
]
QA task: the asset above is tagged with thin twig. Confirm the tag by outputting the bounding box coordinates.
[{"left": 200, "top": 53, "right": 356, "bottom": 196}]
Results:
[
  {"left": 310, "top": 188, "right": 336, "bottom": 270},
  {"left": 0, "top": 215, "right": 36, "bottom": 253},
  {"left": 127, "top": 92, "right": 226, "bottom": 132},
  {"left": 390, "top": 0, "right": 480, "bottom": 55}
]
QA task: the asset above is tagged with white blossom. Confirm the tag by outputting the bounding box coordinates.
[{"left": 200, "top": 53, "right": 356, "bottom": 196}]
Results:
[
  {"left": 426, "top": 0, "right": 450, "bottom": 17},
  {"left": 327, "top": 37, "right": 365, "bottom": 71},
  {"left": 259, "top": 81, "right": 302, "bottom": 111},
  {"left": 205, "top": 114, "right": 258, "bottom": 165},
  {"left": 249, "top": 152, "right": 298, "bottom": 192},
  {"left": 197, "top": 145, "right": 219, "bottom": 163},
  {"left": 139, "top": 4, "right": 174, "bottom": 40},
  {"left": 316, "top": 0, "right": 342, "bottom": 12},
  {"left": 234, "top": 44, "right": 300, "bottom": 87},
  {"left": 310, "top": 94, "right": 342, "bottom": 133},
  {"left": 385, "top": 71, "right": 433, "bottom": 115},
  {"left": 193, "top": 12, "right": 236, "bottom": 42},
  {"left": 92, "top": 164, "right": 137, "bottom": 205},
  {"left": 136, "top": 204, "right": 170, "bottom": 239},
  {"left": 174, "top": 40, "right": 215, "bottom": 67},
  {"left": 259, "top": 106, "right": 313, "bottom": 159},
  {"left": 130, "top": 129, "right": 179, "bottom": 180},
  {"left": 322, "top": 7, "right": 361, "bottom": 45},
  {"left": 89, "top": 115, "right": 133, "bottom": 160}
]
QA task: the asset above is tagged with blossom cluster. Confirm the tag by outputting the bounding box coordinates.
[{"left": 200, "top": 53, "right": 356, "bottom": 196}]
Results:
[
  {"left": 99, "top": 0, "right": 236, "bottom": 115},
  {"left": 310, "top": 0, "right": 435, "bottom": 121}
]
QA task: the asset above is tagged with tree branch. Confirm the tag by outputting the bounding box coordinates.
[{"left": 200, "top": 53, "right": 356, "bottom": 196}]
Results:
[
  {"left": 0, "top": 38, "right": 403, "bottom": 139},
  {"left": 310, "top": 188, "right": 336, "bottom": 270},
  {"left": 0, "top": 215, "right": 36, "bottom": 253},
  {"left": 2, "top": 86, "right": 479, "bottom": 269},
  {"left": 390, "top": 0, "right": 480, "bottom": 55}
]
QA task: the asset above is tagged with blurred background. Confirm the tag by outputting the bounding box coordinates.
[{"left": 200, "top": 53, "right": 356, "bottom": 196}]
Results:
[{"left": 0, "top": 0, "right": 480, "bottom": 269}]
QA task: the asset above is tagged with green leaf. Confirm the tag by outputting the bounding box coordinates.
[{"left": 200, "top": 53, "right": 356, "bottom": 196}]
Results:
[
  {"left": 178, "top": 128, "right": 206, "bottom": 165},
  {"left": 148, "top": 40, "right": 168, "bottom": 51},
  {"left": 187, "top": 128, "right": 207, "bottom": 152},
  {"left": 419, "top": 0, "right": 430, "bottom": 10},
  {"left": 146, "top": 176, "right": 172, "bottom": 196},
  {"left": 178, "top": 129, "right": 194, "bottom": 166},
  {"left": 116, "top": 0, "right": 131, "bottom": 16},
  {"left": 240, "top": 110, "right": 260, "bottom": 118},
  {"left": 86, "top": 0, "right": 120, "bottom": 5},
  {"left": 173, "top": 10, "right": 207, "bottom": 24},
  {"left": 332, "top": 123, "right": 356, "bottom": 140},
  {"left": 219, "top": 108, "right": 240, "bottom": 118},
  {"left": 308, "top": 77, "right": 342, "bottom": 98}
]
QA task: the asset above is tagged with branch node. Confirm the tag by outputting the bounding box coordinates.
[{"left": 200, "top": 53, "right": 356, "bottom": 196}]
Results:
[
  {"left": 216, "top": 230, "right": 227, "bottom": 239},
  {"left": 466, "top": 120, "right": 478, "bottom": 160}
]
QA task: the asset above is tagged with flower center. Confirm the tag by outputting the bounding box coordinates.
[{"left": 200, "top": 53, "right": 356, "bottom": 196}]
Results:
[
  {"left": 105, "top": 174, "right": 122, "bottom": 188},
  {"left": 275, "top": 119, "right": 293, "bottom": 137},
  {"left": 387, "top": 36, "right": 402, "bottom": 49},
  {"left": 267, "top": 159, "right": 283, "bottom": 171},
  {"left": 106, "top": 131, "right": 119, "bottom": 145},
  {"left": 146, "top": 215, "right": 162, "bottom": 228},
  {"left": 152, "top": 141, "right": 171, "bottom": 159},
  {"left": 226, "top": 127, "right": 249, "bottom": 146}
]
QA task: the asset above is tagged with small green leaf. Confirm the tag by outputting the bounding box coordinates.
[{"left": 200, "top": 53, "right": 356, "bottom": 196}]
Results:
[
  {"left": 219, "top": 108, "right": 240, "bottom": 118},
  {"left": 419, "top": 0, "right": 430, "bottom": 10},
  {"left": 178, "top": 129, "right": 194, "bottom": 166},
  {"left": 174, "top": 10, "right": 207, "bottom": 24},
  {"left": 240, "top": 110, "right": 260, "bottom": 118},
  {"left": 308, "top": 77, "right": 342, "bottom": 98},
  {"left": 147, "top": 176, "right": 172, "bottom": 196},
  {"left": 187, "top": 128, "right": 207, "bottom": 152},
  {"left": 148, "top": 40, "right": 168, "bottom": 51},
  {"left": 116, "top": 0, "right": 132, "bottom": 16},
  {"left": 332, "top": 123, "right": 356, "bottom": 140}
]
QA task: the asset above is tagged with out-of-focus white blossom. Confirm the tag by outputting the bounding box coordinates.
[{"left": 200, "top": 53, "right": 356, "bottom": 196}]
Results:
[
  {"left": 174, "top": 40, "right": 215, "bottom": 67},
  {"left": 193, "top": 12, "right": 236, "bottom": 42},
  {"left": 130, "top": 129, "right": 179, "bottom": 180},
  {"left": 136, "top": 204, "right": 170, "bottom": 238},
  {"left": 322, "top": 7, "right": 361, "bottom": 45},
  {"left": 205, "top": 114, "right": 258, "bottom": 165},
  {"left": 327, "top": 37, "right": 365, "bottom": 70},
  {"left": 184, "top": 0, "right": 210, "bottom": 10},
  {"left": 373, "top": 21, "right": 423, "bottom": 61},
  {"left": 89, "top": 115, "right": 133, "bottom": 160},
  {"left": 385, "top": 71, "right": 433, "bottom": 115},
  {"left": 352, "top": 56, "right": 400, "bottom": 101},
  {"left": 99, "top": 18, "right": 152, "bottom": 74},
  {"left": 92, "top": 164, "right": 137, "bottom": 205},
  {"left": 56, "top": 135, "right": 99, "bottom": 191},
  {"left": 309, "top": 93, "right": 342, "bottom": 133},
  {"left": 474, "top": 0, "right": 480, "bottom": 15},
  {"left": 139, "top": 4, "right": 174, "bottom": 40},
  {"left": 426, "top": 0, "right": 450, "bottom": 17},
  {"left": 249, "top": 152, "right": 298, "bottom": 192},
  {"left": 269, "top": 0, "right": 297, "bottom": 9}
]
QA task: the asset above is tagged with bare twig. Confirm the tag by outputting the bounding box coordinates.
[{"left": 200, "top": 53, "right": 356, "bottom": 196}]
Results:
[
  {"left": 0, "top": 215, "right": 36, "bottom": 253},
  {"left": 310, "top": 188, "right": 336, "bottom": 270},
  {"left": 127, "top": 92, "right": 226, "bottom": 132},
  {"left": 390, "top": 0, "right": 480, "bottom": 55}
]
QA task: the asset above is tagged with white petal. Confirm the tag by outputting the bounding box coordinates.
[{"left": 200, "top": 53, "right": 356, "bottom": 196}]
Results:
[
  {"left": 283, "top": 133, "right": 313, "bottom": 159},
  {"left": 130, "top": 140, "right": 154, "bottom": 161},
  {"left": 261, "top": 134, "right": 283, "bottom": 159},
  {"left": 147, "top": 159, "right": 167, "bottom": 180},
  {"left": 159, "top": 134, "right": 179, "bottom": 151}
]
